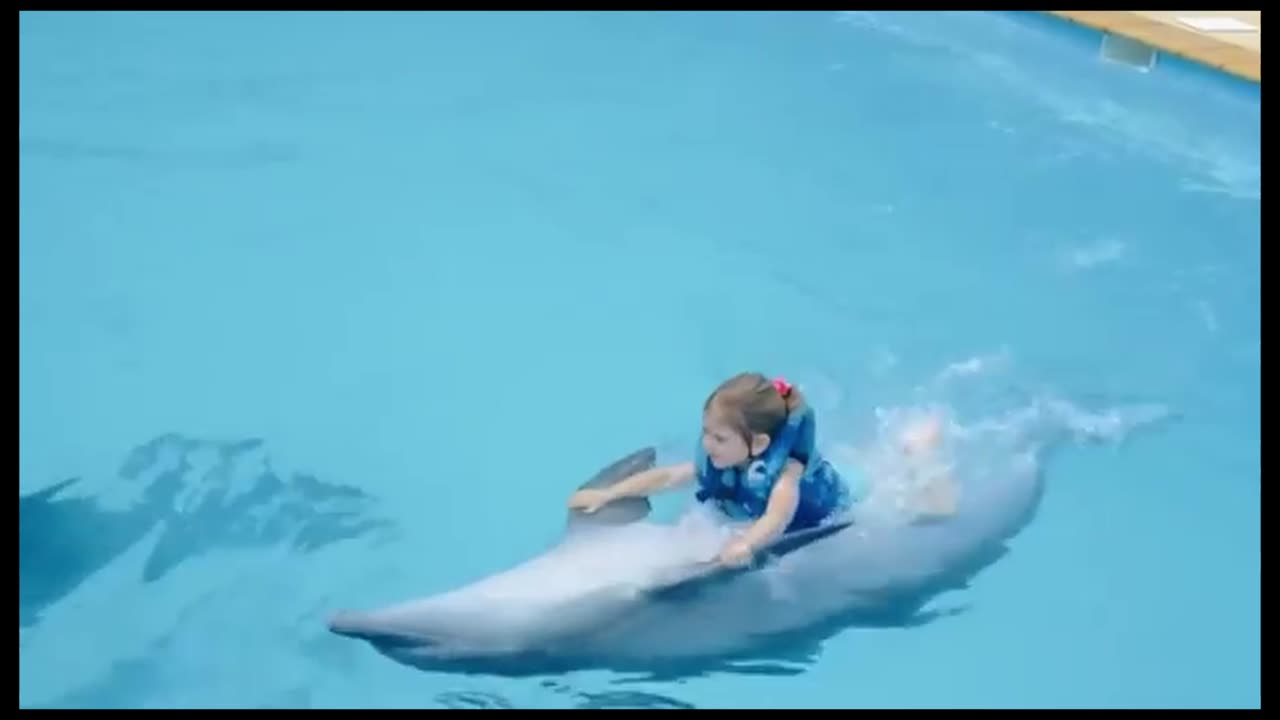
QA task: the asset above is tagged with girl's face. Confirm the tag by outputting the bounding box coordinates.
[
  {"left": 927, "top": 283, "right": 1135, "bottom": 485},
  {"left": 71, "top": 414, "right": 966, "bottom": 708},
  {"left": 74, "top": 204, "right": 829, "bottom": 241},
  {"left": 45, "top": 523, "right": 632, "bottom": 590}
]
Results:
[{"left": 701, "top": 410, "right": 770, "bottom": 469}]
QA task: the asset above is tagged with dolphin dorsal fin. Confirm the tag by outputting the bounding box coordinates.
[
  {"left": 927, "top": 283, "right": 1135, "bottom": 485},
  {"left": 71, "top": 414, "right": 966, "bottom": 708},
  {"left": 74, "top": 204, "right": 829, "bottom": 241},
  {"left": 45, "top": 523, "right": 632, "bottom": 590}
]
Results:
[{"left": 566, "top": 447, "right": 655, "bottom": 533}]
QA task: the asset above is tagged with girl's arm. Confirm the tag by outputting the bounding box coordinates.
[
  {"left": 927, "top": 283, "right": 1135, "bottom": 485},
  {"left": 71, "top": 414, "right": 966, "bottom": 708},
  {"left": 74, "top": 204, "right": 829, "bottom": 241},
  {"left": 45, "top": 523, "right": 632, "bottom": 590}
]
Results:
[
  {"left": 605, "top": 462, "right": 697, "bottom": 500},
  {"left": 719, "top": 459, "right": 802, "bottom": 564},
  {"left": 568, "top": 462, "right": 697, "bottom": 512}
]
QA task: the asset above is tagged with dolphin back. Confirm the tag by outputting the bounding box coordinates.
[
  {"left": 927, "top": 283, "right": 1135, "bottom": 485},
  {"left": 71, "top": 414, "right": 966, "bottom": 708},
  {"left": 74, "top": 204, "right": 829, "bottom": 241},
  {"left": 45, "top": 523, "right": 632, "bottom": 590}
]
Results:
[{"left": 566, "top": 447, "right": 657, "bottom": 532}]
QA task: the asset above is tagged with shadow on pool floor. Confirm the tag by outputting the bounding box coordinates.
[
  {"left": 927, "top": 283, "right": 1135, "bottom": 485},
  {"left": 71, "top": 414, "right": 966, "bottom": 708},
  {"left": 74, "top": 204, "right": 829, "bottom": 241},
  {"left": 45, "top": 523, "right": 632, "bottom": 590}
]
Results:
[{"left": 18, "top": 433, "right": 392, "bottom": 629}]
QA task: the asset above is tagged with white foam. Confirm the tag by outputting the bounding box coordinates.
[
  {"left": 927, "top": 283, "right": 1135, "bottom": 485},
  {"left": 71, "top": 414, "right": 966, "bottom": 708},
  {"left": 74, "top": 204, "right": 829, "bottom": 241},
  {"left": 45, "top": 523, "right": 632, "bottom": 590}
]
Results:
[
  {"left": 868, "top": 346, "right": 899, "bottom": 376},
  {"left": 1065, "top": 239, "right": 1127, "bottom": 270},
  {"left": 1194, "top": 300, "right": 1219, "bottom": 333},
  {"left": 934, "top": 349, "right": 1012, "bottom": 384}
]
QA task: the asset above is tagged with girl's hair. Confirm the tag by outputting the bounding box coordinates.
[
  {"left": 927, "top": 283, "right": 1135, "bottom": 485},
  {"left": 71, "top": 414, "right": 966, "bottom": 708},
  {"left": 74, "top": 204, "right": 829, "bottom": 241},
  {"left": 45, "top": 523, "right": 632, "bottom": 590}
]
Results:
[{"left": 703, "top": 372, "right": 806, "bottom": 446}]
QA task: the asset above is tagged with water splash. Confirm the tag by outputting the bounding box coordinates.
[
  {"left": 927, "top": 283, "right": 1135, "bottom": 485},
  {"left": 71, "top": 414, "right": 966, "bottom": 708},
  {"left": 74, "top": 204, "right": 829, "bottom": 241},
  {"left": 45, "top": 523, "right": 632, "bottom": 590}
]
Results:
[{"left": 827, "top": 351, "right": 1169, "bottom": 530}]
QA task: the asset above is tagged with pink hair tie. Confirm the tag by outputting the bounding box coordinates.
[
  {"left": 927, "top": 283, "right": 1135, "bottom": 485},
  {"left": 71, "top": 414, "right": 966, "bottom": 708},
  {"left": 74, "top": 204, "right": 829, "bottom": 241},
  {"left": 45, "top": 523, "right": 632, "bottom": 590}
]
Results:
[{"left": 772, "top": 377, "right": 793, "bottom": 397}]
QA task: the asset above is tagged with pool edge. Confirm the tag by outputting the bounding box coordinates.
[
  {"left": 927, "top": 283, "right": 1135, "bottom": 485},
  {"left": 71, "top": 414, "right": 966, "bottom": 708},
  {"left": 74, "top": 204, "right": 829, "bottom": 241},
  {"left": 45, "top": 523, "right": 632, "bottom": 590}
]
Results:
[{"left": 1045, "top": 11, "right": 1261, "bottom": 84}]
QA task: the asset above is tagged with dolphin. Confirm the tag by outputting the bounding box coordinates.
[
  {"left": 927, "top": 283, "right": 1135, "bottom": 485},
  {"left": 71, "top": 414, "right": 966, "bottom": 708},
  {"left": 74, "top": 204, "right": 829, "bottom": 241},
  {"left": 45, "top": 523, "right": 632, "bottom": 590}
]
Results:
[{"left": 327, "top": 440, "right": 1045, "bottom": 678}]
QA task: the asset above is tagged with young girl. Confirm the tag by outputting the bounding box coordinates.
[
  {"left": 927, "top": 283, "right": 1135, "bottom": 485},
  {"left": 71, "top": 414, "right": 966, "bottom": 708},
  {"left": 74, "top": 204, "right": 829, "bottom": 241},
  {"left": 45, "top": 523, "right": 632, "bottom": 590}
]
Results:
[{"left": 567, "top": 372, "right": 956, "bottom": 568}]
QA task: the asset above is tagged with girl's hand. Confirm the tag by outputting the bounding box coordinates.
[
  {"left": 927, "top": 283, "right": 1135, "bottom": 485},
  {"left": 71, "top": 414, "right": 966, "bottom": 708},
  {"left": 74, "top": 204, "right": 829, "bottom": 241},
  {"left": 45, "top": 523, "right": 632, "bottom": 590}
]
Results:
[
  {"left": 567, "top": 488, "right": 614, "bottom": 514},
  {"left": 716, "top": 538, "right": 756, "bottom": 568}
]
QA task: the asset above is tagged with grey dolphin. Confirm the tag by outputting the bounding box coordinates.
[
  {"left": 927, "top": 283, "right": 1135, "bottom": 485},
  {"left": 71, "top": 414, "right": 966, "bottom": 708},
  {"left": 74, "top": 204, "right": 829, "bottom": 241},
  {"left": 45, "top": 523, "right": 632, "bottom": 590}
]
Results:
[{"left": 327, "top": 441, "right": 1044, "bottom": 678}]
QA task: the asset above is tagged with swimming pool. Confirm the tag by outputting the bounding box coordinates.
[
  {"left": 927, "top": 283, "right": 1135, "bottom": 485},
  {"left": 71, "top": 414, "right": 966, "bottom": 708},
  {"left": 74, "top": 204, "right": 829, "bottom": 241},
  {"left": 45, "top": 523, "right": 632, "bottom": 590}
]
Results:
[{"left": 18, "top": 10, "right": 1259, "bottom": 709}]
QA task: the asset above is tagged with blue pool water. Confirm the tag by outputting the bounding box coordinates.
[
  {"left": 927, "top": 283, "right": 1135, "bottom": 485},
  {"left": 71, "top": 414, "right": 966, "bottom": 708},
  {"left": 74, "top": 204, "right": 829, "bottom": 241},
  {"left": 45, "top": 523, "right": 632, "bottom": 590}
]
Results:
[{"left": 19, "top": 10, "right": 1259, "bottom": 709}]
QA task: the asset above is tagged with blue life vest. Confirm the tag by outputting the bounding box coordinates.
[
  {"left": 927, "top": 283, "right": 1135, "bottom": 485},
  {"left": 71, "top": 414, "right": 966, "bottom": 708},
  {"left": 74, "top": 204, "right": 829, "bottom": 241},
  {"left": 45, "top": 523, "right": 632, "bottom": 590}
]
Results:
[{"left": 694, "top": 405, "right": 850, "bottom": 531}]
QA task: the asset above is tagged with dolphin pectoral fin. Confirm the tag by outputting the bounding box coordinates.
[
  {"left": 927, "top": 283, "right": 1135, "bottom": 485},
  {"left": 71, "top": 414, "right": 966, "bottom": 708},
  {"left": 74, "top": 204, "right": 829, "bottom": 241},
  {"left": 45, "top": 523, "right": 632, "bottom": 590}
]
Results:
[
  {"left": 566, "top": 447, "right": 657, "bottom": 531},
  {"left": 645, "top": 521, "right": 856, "bottom": 601},
  {"left": 758, "top": 520, "right": 854, "bottom": 558},
  {"left": 328, "top": 611, "right": 436, "bottom": 649},
  {"left": 645, "top": 561, "right": 745, "bottom": 601}
]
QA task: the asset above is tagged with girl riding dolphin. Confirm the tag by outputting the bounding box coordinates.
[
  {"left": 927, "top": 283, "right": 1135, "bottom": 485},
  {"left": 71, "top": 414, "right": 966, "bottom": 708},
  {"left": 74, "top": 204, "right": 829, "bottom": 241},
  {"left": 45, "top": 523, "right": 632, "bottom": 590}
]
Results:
[{"left": 568, "top": 372, "right": 957, "bottom": 568}]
